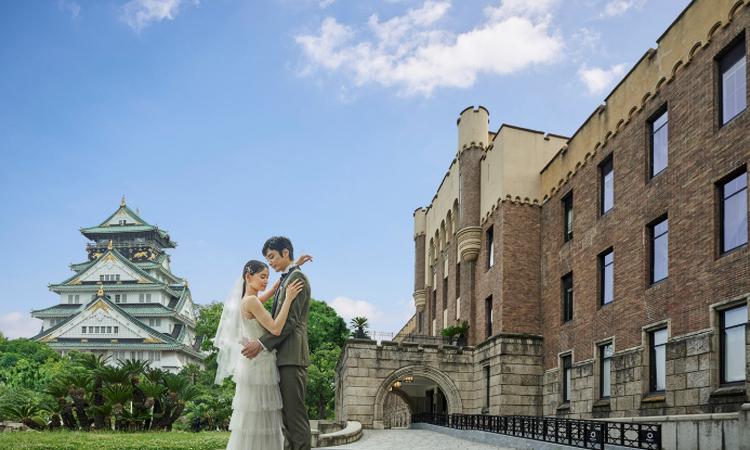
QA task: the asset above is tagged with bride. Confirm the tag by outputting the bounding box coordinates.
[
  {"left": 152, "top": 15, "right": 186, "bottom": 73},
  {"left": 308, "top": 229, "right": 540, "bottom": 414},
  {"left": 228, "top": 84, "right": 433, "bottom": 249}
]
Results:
[{"left": 213, "top": 255, "right": 310, "bottom": 450}]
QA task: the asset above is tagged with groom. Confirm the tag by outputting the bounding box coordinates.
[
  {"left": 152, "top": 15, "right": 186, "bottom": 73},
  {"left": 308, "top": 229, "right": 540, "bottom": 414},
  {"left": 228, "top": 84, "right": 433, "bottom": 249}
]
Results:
[{"left": 241, "top": 236, "right": 312, "bottom": 450}]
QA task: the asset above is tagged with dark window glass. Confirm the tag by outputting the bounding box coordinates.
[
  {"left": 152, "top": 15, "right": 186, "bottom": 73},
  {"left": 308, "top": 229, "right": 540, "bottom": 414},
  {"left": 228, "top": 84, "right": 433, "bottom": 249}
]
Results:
[
  {"left": 562, "top": 273, "right": 573, "bottom": 322},
  {"left": 721, "top": 305, "right": 747, "bottom": 384},
  {"left": 600, "top": 344, "right": 613, "bottom": 398},
  {"left": 601, "top": 157, "right": 614, "bottom": 214},
  {"left": 650, "top": 328, "right": 668, "bottom": 392},
  {"left": 485, "top": 296, "right": 493, "bottom": 339},
  {"left": 455, "top": 262, "right": 461, "bottom": 299},
  {"left": 721, "top": 171, "right": 748, "bottom": 253},
  {"left": 562, "top": 355, "right": 572, "bottom": 403},
  {"left": 486, "top": 226, "right": 494, "bottom": 269},
  {"left": 442, "top": 277, "right": 448, "bottom": 310},
  {"left": 720, "top": 38, "right": 747, "bottom": 125},
  {"left": 650, "top": 109, "right": 668, "bottom": 177},
  {"left": 563, "top": 193, "right": 573, "bottom": 242},
  {"left": 600, "top": 249, "right": 614, "bottom": 305},
  {"left": 650, "top": 217, "right": 669, "bottom": 283},
  {"left": 81, "top": 327, "right": 86, "bottom": 334}
]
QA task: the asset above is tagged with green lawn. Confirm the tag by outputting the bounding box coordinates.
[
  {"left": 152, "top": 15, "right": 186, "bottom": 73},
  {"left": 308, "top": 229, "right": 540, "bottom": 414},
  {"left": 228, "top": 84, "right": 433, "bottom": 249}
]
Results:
[{"left": 0, "top": 431, "right": 229, "bottom": 450}]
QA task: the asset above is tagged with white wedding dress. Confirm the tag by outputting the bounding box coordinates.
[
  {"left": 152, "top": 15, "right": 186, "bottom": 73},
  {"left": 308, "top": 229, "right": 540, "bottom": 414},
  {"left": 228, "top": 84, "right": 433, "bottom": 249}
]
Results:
[{"left": 226, "top": 317, "right": 284, "bottom": 450}]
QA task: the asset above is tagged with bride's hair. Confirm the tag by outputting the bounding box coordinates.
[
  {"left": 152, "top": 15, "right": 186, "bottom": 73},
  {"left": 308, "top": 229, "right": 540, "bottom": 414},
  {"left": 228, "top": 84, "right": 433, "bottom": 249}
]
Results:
[{"left": 242, "top": 260, "right": 268, "bottom": 297}]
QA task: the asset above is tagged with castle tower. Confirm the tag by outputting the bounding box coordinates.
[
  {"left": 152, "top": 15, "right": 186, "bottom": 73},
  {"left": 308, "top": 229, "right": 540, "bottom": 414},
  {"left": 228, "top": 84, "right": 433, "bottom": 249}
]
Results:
[
  {"left": 412, "top": 208, "right": 427, "bottom": 330},
  {"left": 30, "top": 199, "right": 205, "bottom": 372},
  {"left": 455, "top": 106, "right": 489, "bottom": 343}
]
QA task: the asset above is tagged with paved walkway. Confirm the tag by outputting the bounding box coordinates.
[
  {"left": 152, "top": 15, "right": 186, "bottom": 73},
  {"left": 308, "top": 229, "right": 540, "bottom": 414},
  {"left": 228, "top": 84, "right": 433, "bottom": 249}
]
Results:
[{"left": 319, "top": 428, "right": 516, "bottom": 450}]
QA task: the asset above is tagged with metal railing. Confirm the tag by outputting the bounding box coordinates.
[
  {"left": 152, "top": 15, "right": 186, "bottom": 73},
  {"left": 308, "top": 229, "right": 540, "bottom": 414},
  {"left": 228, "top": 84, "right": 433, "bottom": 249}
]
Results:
[
  {"left": 360, "top": 331, "right": 450, "bottom": 345},
  {"left": 412, "top": 413, "right": 661, "bottom": 450}
]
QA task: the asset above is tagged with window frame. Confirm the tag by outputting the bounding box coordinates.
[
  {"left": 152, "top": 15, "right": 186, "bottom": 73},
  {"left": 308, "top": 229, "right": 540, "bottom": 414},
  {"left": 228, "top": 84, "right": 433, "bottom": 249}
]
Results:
[
  {"left": 485, "top": 295, "right": 493, "bottom": 339},
  {"left": 649, "top": 215, "right": 669, "bottom": 285},
  {"left": 718, "top": 168, "right": 748, "bottom": 255},
  {"left": 486, "top": 226, "right": 494, "bottom": 270},
  {"left": 562, "top": 354, "right": 572, "bottom": 404},
  {"left": 599, "top": 248, "right": 614, "bottom": 306},
  {"left": 649, "top": 106, "right": 669, "bottom": 178},
  {"left": 600, "top": 155, "right": 614, "bottom": 215},
  {"left": 562, "top": 192, "right": 573, "bottom": 242},
  {"left": 718, "top": 33, "right": 747, "bottom": 126},
  {"left": 599, "top": 343, "right": 613, "bottom": 399},
  {"left": 719, "top": 304, "right": 748, "bottom": 385},
  {"left": 561, "top": 272, "right": 573, "bottom": 323},
  {"left": 649, "top": 327, "right": 668, "bottom": 393}
]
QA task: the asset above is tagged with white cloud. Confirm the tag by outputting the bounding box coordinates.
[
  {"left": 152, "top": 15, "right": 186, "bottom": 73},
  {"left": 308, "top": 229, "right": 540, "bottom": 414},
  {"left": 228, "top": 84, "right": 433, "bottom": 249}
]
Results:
[
  {"left": 319, "top": 0, "right": 336, "bottom": 8},
  {"left": 328, "top": 296, "right": 414, "bottom": 335},
  {"left": 295, "top": 0, "right": 564, "bottom": 96},
  {"left": 578, "top": 63, "right": 627, "bottom": 95},
  {"left": 600, "top": 0, "right": 646, "bottom": 18},
  {"left": 58, "top": 0, "right": 81, "bottom": 19},
  {"left": 120, "top": 0, "right": 198, "bottom": 32},
  {"left": 0, "top": 312, "right": 43, "bottom": 339}
]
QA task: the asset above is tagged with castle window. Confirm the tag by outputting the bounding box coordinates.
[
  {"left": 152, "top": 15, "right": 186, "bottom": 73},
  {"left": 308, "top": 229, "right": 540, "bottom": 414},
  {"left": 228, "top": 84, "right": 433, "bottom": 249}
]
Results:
[
  {"left": 106, "top": 326, "right": 112, "bottom": 333},
  {"left": 600, "top": 156, "right": 614, "bottom": 215},
  {"left": 649, "top": 108, "right": 668, "bottom": 177},
  {"left": 484, "top": 366, "right": 491, "bottom": 409},
  {"left": 149, "top": 318, "right": 162, "bottom": 327},
  {"left": 119, "top": 219, "right": 126, "bottom": 225},
  {"left": 114, "top": 326, "right": 119, "bottom": 334},
  {"left": 599, "top": 249, "right": 614, "bottom": 305},
  {"left": 75, "top": 295, "right": 79, "bottom": 304},
  {"left": 67, "top": 295, "right": 73, "bottom": 304},
  {"left": 562, "top": 272, "right": 573, "bottom": 323},
  {"left": 649, "top": 216, "right": 669, "bottom": 284},
  {"left": 485, "top": 295, "right": 493, "bottom": 339},
  {"left": 562, "top": 355, "right": 572, "bottom": 403},
  {"left": 81, "top": 327, "right": 86, "bottom": 334},
  {"left": 455, "top": 262, "right": 461, "bottom": 299},
  {"left": 442, "top": 277, "right": 448, "bottom": 310},
  {"left": 115, "top": 294, "right": 121, "bottom": 303},
  {"left": 720, "top": 304, "right": 747, "bottom": 384},
  {"left": 719, "top": 35, "right": 746, "bottom": 125},
  {"left": 94, "top": 326, "right": 100, "bottom": 334},
  {"left": 719, "top": 169, "right": 747, "bottom": 254},
  {"left": 600, "top": 343, "right": 613, "bottom": 398},
  {"left": 649, "top": 328, "right": 667, "bottom": 392},
  {"left": 486, "top": 226, "right": 494, "bottom": 269},
  {"left": 562, "top": 192, "right": 573, "bottom": 242}
]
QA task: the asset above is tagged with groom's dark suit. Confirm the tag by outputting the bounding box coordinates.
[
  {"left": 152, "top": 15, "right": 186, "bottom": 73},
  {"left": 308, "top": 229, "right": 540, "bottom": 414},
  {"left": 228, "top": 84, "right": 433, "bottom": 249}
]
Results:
[{"left": 259, "top": 265, "right": 311, "bottom": 450}]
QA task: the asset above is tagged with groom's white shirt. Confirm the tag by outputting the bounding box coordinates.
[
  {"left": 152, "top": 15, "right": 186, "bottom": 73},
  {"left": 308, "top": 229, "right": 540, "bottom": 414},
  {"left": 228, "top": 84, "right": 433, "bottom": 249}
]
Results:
[{"left": 258, "top": 263, "right": 298, "bottom": 351}]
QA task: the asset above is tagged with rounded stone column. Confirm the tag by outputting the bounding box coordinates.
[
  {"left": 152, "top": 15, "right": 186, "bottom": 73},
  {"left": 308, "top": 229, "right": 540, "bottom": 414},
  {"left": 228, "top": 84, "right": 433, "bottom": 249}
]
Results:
[{"left": 413, "top": 208, "right": 427, "bottom": 313}]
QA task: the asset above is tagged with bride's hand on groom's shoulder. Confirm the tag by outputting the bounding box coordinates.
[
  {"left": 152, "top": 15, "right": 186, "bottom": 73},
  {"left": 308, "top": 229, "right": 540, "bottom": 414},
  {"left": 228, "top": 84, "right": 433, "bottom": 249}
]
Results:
[
  {"left": 285, "top": 280, "right": 304, "bottom": 303},
  {"left": 295, "top": 254, "right": 313, "bottom": 267}
]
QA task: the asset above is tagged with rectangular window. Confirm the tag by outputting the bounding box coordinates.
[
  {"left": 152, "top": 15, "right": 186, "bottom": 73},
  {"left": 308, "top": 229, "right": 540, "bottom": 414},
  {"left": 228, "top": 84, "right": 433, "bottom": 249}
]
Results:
[
  {"left": 456, "top": 297, "right": 461, "bottom": 320},
  {"left": 146, "top": 293, "right": 152, "bottom": 303},
  {"left": 600, "top": 249, "right": 614, "bottom": 305},
  {"left": 139, "top": 293, "right": 144, "bottom": 303},
  {"left": 600, "top": 343, "right": 613, "bottom": 398},
  {"left": 650, "top": 328, "right": 668, "bottom": 392},
  {"left": 455, "top": 262, "right": 461, "bottom": 299},
  {"left": 68, "top": 294, "right": 73, "bottom": 304},
  {"left": 486, "top": 226, "right": 494, "bottom": 269},
  {"left": 600, "top": 156, "right": 614, "bottom": 214},
  {"left": 94, "top": 326, "right": 100, "bottom": 334},
  {"left": 562, "top": 272, "right": 573, "bottom": 322},
  {"left": 484, "top": 366, "right": 491, "bottom": 409},
  {"left": 115, "top": 274, "right": 120, "bottom": 281},
  {"left": 432, "top": 319, "right": 436, "bottom": 337},
  {"left": 721, "top": 304, "right": 747, "bottom": 384},
  {"left": 650, "top": 217, "right": 669, "bottom": 283},
  {"left": 650, "top": 109, "right": 668, "bottom": 177},
  {"left": 100, "top": 275, "right": 104, "bottom": 282},
  {"left": 115, "top": 294, "right": 121, "bottom": 303},
  {"left": 442, "top": 277, "right": 448, "bottom": 310},
  {"left": 75, "top": 295, "right": 79, "bottom": 304},
  {"left": 114, "top": 326, "right": 119, "bottom": 334},
  {"left": 81, "top": 326, "right": 86, "bottom": 334},
  {"left": 485, "top": 296, "right": 493, "bottom": 338},
  {"left": 720, "top": 36, "right": 747, "bottom": 125},
  {"left": 122, "top": 294, "right": 126, "bottom": 302},
  {"left": 443, "top": 308, "right": 448, "bottom": 329},
  {"left": 106, "top": 326, "right": 112, "bottom": 334},
  {"left": 563, "top": 192, "right": 573, "bottom": 242},
  {"left": 720, "top": 170, "right": 748, "bottom": 253},
  {"left": 562, "top": 355, "right": 572, "bottom": 403}
]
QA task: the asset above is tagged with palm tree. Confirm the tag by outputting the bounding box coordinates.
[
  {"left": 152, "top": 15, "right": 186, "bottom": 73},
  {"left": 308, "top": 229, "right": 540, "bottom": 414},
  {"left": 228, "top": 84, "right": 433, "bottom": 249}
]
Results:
[
  {"left": 45, "top": 378, "right": 76, "bottom": 430},
  {"left": 139, "top": 380, "right": 166, "bottom": 430},
  {"left": 350, "top": 316, "right": 370, "bottom": 339},
  {"left": 157, "top": 373, "right": 200, "bottom": 431},
  {"left": 102, "top": 384, "right": 133, "bottom": 431},
  {"left": 62, "top": 369, "right": 93, "bottom": 430},
  {"left": 0, "top": 402, "right": 46, "bottom": 430},
  {"left": 73, "top": 353, "right": 110, "bottom": 429},
  {"left": 119, "top": 359, "right": 150, "bottom": 430}
]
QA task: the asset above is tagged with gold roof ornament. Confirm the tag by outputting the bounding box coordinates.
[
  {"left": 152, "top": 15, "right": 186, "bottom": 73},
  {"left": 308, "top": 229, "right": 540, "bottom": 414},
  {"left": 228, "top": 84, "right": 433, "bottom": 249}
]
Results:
[
  {"left": 108, "top": 240, "right": 113, "bottom": 250},
  {"left": 97, "top": 285, "right": 105, "bottom": 297},
  {"left": 121, "top": 195, "right": 126, "bottom": 207}
]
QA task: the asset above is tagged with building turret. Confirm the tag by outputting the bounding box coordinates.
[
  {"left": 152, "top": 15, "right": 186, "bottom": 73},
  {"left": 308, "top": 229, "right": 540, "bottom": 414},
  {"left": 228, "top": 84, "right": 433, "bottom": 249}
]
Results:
[
  {"left": 456, "top": 106, "right": 488, "bottom": 263},
  {"left": 413, "top": 208, "right": 427, "bottom": 314}
]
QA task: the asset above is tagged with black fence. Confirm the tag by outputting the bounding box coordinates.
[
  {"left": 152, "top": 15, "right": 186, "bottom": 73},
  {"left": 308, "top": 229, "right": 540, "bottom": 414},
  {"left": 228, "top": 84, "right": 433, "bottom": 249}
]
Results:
[{"left": 412, "top": 413, "right": 661, "bottom": 450}]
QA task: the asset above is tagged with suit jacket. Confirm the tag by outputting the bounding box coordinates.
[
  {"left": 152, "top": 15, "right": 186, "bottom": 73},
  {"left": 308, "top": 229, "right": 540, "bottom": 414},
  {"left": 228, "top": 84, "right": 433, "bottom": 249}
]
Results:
[{"left": 259, "top": 269, "right": 311, "bottom": 367}]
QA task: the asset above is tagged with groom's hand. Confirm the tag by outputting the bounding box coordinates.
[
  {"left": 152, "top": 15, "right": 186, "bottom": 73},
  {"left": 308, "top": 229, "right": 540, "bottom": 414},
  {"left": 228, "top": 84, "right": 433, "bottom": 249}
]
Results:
[{"left": 241, "top": 340, "right": 262, "bottom": 359}]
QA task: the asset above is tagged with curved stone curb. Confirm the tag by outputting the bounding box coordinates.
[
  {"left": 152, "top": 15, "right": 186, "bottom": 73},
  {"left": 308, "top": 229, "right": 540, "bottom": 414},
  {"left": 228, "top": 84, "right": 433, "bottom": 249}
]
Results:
[{"left": 312, "top": 421, "right": 363, "bottom": 448}]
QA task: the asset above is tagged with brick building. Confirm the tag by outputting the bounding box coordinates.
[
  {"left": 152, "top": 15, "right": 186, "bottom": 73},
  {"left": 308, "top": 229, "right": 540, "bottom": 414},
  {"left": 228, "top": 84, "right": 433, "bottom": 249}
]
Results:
[{"left": 405, "top": 0, "right": 749, "bottom": 420}]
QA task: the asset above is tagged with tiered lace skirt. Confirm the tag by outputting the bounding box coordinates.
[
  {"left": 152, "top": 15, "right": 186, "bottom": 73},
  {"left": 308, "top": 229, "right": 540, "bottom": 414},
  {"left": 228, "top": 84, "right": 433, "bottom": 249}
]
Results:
[{"left": 227, "top": 350, "right": 284, "bottom": 450}]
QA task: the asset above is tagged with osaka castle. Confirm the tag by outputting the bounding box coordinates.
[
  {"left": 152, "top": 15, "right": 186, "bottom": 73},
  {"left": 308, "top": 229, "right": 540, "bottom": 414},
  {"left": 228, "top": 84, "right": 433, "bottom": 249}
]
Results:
[{"left": 31, "top": 198, "right": 205, "bottom": 372}]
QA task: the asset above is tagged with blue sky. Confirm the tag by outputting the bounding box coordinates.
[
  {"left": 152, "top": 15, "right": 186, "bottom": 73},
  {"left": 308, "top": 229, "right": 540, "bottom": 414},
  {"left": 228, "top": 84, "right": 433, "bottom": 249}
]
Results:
[{"left": 0, "top": 0, "right": 691, "bottom": 338}]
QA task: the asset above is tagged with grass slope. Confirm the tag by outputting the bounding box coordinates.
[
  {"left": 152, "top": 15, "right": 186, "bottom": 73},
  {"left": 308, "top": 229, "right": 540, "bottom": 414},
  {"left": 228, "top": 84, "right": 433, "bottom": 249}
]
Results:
[{"left": 0, "top": 431, "right": 229, "bottom": 450}]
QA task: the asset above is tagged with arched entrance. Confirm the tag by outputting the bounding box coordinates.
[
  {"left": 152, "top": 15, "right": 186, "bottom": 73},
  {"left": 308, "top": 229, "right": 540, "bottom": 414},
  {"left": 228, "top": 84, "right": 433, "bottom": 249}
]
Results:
[{"left": 373, "top": 365, "right": 462, "bottom": 429}]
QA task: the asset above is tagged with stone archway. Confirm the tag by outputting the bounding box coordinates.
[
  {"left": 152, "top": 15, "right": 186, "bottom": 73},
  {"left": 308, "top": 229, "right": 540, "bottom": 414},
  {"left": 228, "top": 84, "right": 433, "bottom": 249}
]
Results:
[{"left": 373, "top": 364, "right": 463, "bottom": 428}]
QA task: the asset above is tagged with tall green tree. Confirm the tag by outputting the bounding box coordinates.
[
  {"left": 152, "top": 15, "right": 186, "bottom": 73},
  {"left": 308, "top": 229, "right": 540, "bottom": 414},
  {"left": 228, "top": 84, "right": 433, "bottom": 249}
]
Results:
[{"left": 306, "top": 343, "right": 341, "bottom": 419}]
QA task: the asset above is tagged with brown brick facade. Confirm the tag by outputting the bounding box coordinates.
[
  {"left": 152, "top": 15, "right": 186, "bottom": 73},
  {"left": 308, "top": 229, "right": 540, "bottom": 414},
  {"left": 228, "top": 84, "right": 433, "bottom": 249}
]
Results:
[{"left": 410, "top": 2, "right": 750, "bottom": 419}]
